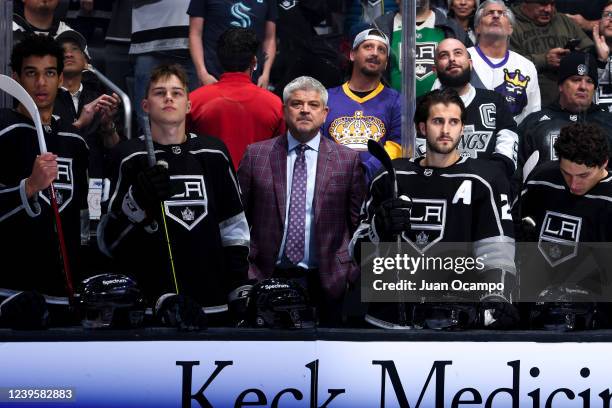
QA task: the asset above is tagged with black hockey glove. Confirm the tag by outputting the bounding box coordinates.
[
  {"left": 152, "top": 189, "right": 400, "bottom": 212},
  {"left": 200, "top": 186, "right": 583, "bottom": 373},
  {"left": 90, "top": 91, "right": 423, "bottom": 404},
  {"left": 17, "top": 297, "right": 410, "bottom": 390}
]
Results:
[
  {"left": 0, "top": 291, "right": 48, "bottom": 330},
  {"left": 133, "top": 164, "right": 172, "bottom": 210},
  {"left": 373, "top": 196, "right": 412, "bottom": 241},
  {"left": 478, "top": 269, "right": 519, "bottom": 329},
  {"left": 155, "top": 294, "right": 207, "bottom": 331}
]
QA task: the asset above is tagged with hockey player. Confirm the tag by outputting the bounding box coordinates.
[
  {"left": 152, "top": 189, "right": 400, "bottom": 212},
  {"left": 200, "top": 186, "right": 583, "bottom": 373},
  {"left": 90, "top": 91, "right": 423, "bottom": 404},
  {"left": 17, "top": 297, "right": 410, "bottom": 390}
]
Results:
[
  {"left": 323, "top": 28, "right": 401, "bottom": 182},
  {"left": 516, "top": 123, "right": 612, "bottom": 320},
  {"left": 431, "top": 38, "right": 518, "bottom": 178},
  {"left": 517, "top": 51, "right": 612, "bottom": 183},
  {"left": 98, "top": 64, "right": 250, "bottom": 328},
  {"left": 0, "top": 35, "right": 89, "bottom": 329},
  {"left": 351, "top": 88, "right": 518, "bottom": 329}
]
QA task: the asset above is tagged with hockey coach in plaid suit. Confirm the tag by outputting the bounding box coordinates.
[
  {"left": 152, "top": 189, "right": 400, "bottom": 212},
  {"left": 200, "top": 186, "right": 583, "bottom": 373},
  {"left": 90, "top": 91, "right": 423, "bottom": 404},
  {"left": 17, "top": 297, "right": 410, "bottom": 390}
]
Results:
[{"left": 238, "top": 76, "right": 366, "bottom": 325}]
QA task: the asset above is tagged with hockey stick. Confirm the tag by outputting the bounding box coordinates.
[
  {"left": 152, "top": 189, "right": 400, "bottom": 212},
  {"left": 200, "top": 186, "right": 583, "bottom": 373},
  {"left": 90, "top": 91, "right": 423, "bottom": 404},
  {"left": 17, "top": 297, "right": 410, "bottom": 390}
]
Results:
[
  {"left": 142, "top": 114, "right": 179, "bottom": 294},
  {"left": 367, "top": 140, "right": 409, "bottom": 326},
  {"left": 0, "top": 74, "right": 74, "bottom": 298},
  {"left": 522, "top": 151, "right": 540, "bottom": 183}
]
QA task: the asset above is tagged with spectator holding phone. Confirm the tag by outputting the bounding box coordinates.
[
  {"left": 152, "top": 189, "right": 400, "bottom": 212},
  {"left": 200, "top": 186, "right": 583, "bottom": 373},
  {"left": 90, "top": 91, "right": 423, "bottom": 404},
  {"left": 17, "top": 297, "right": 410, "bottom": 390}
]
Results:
[{"left": 509, "top": 0, "right": 593, "bottom": 106}]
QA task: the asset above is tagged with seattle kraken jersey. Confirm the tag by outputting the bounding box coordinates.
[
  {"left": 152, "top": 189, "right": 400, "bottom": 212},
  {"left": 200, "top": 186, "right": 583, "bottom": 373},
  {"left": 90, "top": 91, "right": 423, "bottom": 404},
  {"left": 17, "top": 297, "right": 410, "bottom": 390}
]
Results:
[
  {"left": 324, "top": 82, "right": 402, "bottom": 181},
  {"left": 98, "top": 134, "right": 249, "bottom": 311},
  {"left": 416, "top": 86, "right": 519, "bottom": 178},
  {"left": 517, "top": 161, "right": 612, "bottom": 297},
  {"left": 0, "top": 109, "right": 89, "bottom": 298}
]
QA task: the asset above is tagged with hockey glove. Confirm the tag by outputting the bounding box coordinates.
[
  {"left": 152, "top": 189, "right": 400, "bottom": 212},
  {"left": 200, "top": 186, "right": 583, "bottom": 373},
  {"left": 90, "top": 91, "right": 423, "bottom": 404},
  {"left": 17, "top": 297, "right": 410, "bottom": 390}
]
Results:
[
  {"left": 372, "top": 196, "right": 412, "bottom": 241},
  {"left": 155, "top": 293, "right": 207, "bottom": 331},
  {"left": 478, "top": 269, "right": 519, "bottom": 329},
  {"left": 122, "top": 165, "right": 172, "bottom": 223},
  {"left": 228, "top": 281, "right": 256, "bottom": 327},
  {"left": 0, "top": 291, "right": 48, "bottom": 330},
  {"left": 519, "top": 216, "right": 538, "bottom": 242}
]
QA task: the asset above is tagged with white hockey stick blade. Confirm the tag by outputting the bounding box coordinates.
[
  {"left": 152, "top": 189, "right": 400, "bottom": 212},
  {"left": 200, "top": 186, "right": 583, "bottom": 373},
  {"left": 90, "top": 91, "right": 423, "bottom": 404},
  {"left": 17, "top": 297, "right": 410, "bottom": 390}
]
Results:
[
  {"left": 0, "top": 74, "right": 47, "bottom": 154},
  {"left": 522, "top": 151, "right": 540, "bottom": 183}
]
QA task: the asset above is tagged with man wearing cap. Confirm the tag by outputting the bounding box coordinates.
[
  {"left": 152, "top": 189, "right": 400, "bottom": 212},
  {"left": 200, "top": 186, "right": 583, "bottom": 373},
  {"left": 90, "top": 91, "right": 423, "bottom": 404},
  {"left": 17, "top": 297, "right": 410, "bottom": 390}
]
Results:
[
  {"left": 509, "top": 0, "right": 593, "bottom": 107},
  {"left": 517, "top": 52, "right": 612, "bottom": 184},
  {"left": 323, "top": 28, "right": 401, "bottom": 181},
  {"left": 468, "top": 0, "right": 540, "bottom": 124},
  {"left": 373, "top": 0, "right": 468, "bottom": 95}
]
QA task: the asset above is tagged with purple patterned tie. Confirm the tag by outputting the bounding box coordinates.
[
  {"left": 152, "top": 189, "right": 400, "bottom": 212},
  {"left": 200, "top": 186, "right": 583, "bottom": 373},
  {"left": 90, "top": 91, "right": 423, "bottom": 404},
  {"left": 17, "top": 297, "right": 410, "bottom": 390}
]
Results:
[{"left": 284, "top": 144, "right": 307, "bottom": 264}]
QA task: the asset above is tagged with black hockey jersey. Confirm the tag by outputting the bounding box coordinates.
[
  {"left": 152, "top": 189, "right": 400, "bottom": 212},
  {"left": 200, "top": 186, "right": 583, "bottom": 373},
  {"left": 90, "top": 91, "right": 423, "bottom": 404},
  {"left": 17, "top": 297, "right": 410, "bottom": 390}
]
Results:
[
  {"left": 517, "top": 103, "right": 612, "bottom": 171},
  {"left": 417, "top": 86, "right": 519, "bottom": 178},
  {"left": 98, "top": 134, "right": 249, "bottom": 311},
  {"left": 516, "top": 161, "right": 612, "bottom": 298},
  {"left": 0, "top": 109, "right": 89, "bottom": 298}
]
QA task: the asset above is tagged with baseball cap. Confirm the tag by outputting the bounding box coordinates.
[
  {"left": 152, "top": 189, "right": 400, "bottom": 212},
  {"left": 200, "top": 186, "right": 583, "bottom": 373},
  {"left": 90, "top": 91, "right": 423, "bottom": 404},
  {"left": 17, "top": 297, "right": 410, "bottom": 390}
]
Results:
[
  {"left": 352, "top": 28, "right": 390, "bottom": 55},
  {"left": 56, "top": 30, "right": 90, "bottom": 61},
  {"left": 558, "top": 52, "right": 598, "bottom": 87}
]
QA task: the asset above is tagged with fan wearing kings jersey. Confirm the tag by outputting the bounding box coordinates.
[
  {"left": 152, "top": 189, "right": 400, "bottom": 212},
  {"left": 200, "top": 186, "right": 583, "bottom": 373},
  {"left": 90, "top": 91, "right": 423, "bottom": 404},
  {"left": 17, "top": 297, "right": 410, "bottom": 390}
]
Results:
[
  {"left": 428, "top": 38, "right": 518, "bottom": 179},
  {"left": 516, "top": 123, "right": 612, "bottom": 299},
  {"left": 98, "top": 64, "right": 250, "bottom": 326},
  {"left": 351, "top": 88, "right": 518, "bottom": 329},
  {"left": 0, "top": 35, "right": 89, "bottom": 329}
]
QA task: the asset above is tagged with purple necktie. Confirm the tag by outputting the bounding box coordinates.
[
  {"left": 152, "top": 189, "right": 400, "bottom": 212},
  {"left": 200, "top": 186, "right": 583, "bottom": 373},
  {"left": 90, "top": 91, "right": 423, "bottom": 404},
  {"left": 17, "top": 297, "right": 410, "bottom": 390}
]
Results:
[{"left": 285, "top": 144, "right": 307, "bottom": 264}]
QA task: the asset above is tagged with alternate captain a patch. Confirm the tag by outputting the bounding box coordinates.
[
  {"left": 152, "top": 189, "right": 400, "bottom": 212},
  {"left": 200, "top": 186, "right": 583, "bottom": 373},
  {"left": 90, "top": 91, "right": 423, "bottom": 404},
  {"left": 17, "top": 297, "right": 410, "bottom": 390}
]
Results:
[
  {"left": 495, "top": 68, "right": 530, "bottom": 117},
  {"left": 165, "top": 175, "right": 208, "bottom": 230}
]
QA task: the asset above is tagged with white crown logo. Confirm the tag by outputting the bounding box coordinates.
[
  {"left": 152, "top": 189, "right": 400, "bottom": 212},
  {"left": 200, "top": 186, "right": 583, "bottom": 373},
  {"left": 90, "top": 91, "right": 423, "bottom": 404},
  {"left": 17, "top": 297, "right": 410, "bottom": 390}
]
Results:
[
  {"left": 416, "top": 231, "right": 429, "bottom": 247},
  {"left": 181, "top": 206, "right": 194, "bottom": 221}
]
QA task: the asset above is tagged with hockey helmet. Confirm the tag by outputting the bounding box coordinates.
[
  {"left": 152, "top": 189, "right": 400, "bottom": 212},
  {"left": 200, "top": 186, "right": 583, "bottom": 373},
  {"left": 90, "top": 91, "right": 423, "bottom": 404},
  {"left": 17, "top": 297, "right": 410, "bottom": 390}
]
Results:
[
  {"left": 75, "top": 273, "right": 145, "bottom": 329},
  {"left": 247, "top": 278, "right": 315, "bottom": 329},
  {"left": 412, "top": 296, "right": 480, "bottom": 330},
  {"left": 529, "top": 285, "right": 604, "bottom": 331}
]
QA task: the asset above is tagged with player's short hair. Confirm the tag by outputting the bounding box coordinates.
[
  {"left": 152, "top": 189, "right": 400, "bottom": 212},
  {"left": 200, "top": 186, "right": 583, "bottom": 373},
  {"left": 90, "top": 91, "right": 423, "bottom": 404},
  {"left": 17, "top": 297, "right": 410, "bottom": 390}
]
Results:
[
  {"left": 414, "top": 88, "right": 466, "bottom": 125},
  {"left": 145, "top": 64, "right": 189, "bottom": 96},
  {"left": 474, "top": 0, "right": 516, "bottom": 31},
  {"left": 554, "top": 123, "right": 610, "bottom": 168},
  {"left": 217, "top": 27, "right": 259, "bottom": 73},
  {"left": 282, "top": 76, "right": 328, "bottom": 106},
  {"left": 10, "top": 34, "right": 64, "bottom": 75}
]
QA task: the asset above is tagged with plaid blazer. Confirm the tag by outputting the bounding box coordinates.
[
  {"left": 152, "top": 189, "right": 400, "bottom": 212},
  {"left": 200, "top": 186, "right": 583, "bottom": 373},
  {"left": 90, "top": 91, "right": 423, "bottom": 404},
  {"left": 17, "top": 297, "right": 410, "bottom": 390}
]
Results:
[{"left": 237, "top": 134, "right": 366, "bottom": 299}]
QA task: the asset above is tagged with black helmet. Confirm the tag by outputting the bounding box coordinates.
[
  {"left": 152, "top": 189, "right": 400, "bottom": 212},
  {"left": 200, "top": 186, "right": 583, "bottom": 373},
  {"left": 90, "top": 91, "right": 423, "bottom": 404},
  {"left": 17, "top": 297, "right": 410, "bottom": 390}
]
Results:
[
  {"left": 412, "top": 299, "right": 480, "bottom": 330},
  {"left": 75, "top": 274, "right": 145, "bottom": 329},
  {"left": 529, "top": 285, "right": 605, "bottom": 331},
  {"left": 247, "top": 278, "right": 315, "bottom": 329}
]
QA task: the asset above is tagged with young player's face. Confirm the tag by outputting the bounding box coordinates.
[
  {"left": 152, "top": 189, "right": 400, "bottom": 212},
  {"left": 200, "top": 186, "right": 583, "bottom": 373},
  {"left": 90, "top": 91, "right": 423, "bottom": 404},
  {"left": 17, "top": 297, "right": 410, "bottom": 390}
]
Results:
[
  {"left": 559, "top": 158, "right": 608, "bottom": 195},
  {"left": 558, "top": 75, "right": 595, "bottom": 113},
  {"left": 520, "top": 1, "right": 555, "bottom": 26},
  {"left": 350, "top": 39, "right": 389, "bottom": 78},
  {"left": 419, "top": 102, "right": 464, "bottom": 155},
  {"left": 142, "top": 75, "right": 190, "bottom": 125},
  {"left": 284, "top": 89, "right": 329, "bottom": 143},
  {"left": 434, "top": 39, "right": 472, "bottom": 87},
  {"left": 23, "top": 0, "right": 59, "bottom": 13},
  {"left": 476, "top": 3, "right": 513, "bottom": 38},
  {"left": 62, "top": 41, "right": 88, "bottom": 76},
  {"left": 15, "top": 55, "right": 61, "bottom": 111}
]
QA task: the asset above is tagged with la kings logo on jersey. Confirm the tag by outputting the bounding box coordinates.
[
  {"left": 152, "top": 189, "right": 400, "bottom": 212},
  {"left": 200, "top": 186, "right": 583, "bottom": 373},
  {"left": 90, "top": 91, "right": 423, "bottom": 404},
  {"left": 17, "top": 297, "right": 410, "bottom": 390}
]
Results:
[
  {"left": 458, "top": 125, "right": 493, "bottom": 159},
  {"left": 279, "top": 0, "right": 296, "bottom": 10},
  {"left": 405, "top": 199, "right": 446, "bottom": 254},
  {"left": 39, "top": 157, "right": 73, "bottom": 212},
  {"left": 538, "top": 211, "right": 582, "bottom": 267},
  {"left": 165, "top": 175, "right": 208, "bottom": 231},
  {"left": 415, "top": 42, "right": 437, "bottom": 81}
]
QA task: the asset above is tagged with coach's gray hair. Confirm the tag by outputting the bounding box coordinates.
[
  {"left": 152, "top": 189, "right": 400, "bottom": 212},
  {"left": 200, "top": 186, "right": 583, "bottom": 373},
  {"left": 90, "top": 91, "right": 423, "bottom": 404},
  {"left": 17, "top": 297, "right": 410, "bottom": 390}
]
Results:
[
  {"left": 282, "top": 76, "right": 328, "bottom": 106},
  {"left": 474, "top": 0, "right": 515, "bottom": 33}
]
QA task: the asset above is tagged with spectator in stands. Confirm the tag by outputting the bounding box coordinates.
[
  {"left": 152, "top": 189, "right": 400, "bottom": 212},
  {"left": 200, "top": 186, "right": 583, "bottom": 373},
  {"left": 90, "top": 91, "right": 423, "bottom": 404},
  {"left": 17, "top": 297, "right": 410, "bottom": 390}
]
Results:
[
  {"left": 64, "top": 0, "right": 113, "bottom": 43},
  {"left": 447, "top": 0, "right": 480, "bottom": 44},
  {"left": 188, "top": 28, "right": 285, "bottom": 170},
  {"left": 13, "top": 0, "right": 87, "bottom": 56},
  {"left": 510, "top": 0, "right": 593, "bottom": 107},
  {"left": 469, "top": 0, "right": 540, "bottom": 124},
  {"left": 344, "top": 0, "right": 398, "bottom": 39},
  {"left": 517, "top": 52, "right": 612, "bottom": 182},
  {"left": 187, "top": 0, "right": 277, "bottom": 88},
  {"left": 54, "top": 30, "right": 121, "bottom": 180},
  {"left": 237, "top": 76, "right": 365, "bottom": 326},
  {"left": 130, "top": 0, "right": 197, "bottom": 132},
  {"left": 103, "top": 0, "right": 133, "bottom": 97},
  {"left": 323, "top": 28, "right": 401, "bottom": 181},
  {"left": 374, "top": 0, "right": 468, "bottom": 95},
  {"left": 592, "top": 1, "right": 612, "bottom": 110},
  {"left": 556, "top": 0, "right": 607, "bottom": 32},
  {"left": 432, "top": 38, "right": 519, "bottom": 178}
]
